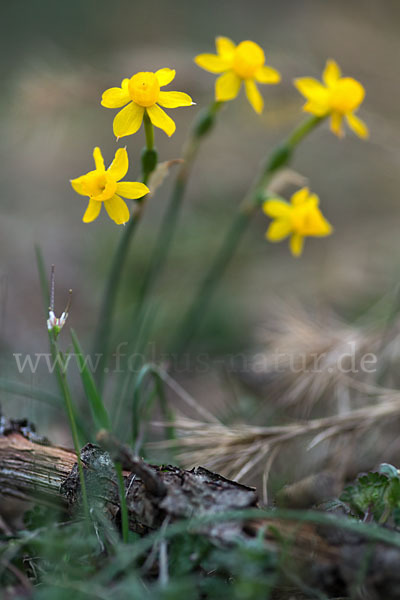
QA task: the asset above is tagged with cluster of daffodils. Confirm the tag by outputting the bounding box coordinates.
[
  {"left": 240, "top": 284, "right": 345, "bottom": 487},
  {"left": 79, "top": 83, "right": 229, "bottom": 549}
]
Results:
[
  {"left": 70, "top": 36, "right": 368, "bottom": 256},
  {"left": 71, "top": 70, "right": 194, "bottom": 225}
]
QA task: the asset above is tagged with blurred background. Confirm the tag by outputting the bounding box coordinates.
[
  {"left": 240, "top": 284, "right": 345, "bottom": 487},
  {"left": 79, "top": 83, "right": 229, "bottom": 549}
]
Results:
[{"left": 1, "top": 0, "right": 400, "bottom": 493}]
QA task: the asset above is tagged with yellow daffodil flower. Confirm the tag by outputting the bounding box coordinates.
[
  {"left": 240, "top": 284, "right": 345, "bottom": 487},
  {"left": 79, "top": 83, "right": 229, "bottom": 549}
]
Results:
[
  {"left": 263, "top": 187, "right": 332, "bottom": 257},
  {"left": 194, "top": 36, "right": 281, "bottom": 113},
  {"left": 294, "top": 59, "right": 368, "bottom": 139},
  {"left": 101, "top": 69, "right": 194, "bottom": 138},
  {"left": 71, "top": 147, "right": 149, "bottom": 225}
]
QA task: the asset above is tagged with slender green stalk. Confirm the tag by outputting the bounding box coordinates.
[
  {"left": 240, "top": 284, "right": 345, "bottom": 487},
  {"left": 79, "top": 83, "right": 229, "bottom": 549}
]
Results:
[
  {"left": 91, "top": 216, "right": 142, "bottom": 391},
  {"left": 52, "top": 337, "right": 90, "bottom": 520},
  {"left": 92, "top": 120, "right": 157, "bottom": 392},
  {"left": 143, "top": 113, "right": 154, "bottom": 150},
  {"left": 111, "top": 103, "right": 223, "bottom": 425},
  {"left": 130, "top": 101, "right": 223, "bottom": 332},
  {"left": 115, "top": 461, "right": 129, "bottom": 543},
  {"left": 171, "top": 115, "right": 324, "bottom": 354},
  {"left": 34, "top": 247, "right": 90, "bottom": 517}
]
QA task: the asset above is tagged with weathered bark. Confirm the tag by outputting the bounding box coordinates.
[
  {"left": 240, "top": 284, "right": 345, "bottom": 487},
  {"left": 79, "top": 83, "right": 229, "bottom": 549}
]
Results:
[
  {"left": 2, "top": 418, "right": 400, "bottom": 599},
  {"left": 0, "top": 432, "right": 75, "bottom": 506},
  {"left": 0, "top": 419, "right": 258, "bottom": 545}
]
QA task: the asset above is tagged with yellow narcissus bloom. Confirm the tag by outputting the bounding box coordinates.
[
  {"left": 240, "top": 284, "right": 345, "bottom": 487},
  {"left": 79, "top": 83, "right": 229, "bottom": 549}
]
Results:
[
  {"left": 294, "top": 60, "right": 368, "bottom": 139},
  {"left": 194, "top": 37, "right": 280, "bottom": 113},
  {"left": 263, "top": 187, "right": 332, "bottom": 257},
  {"left": 101, "top": 69, "right": 194, "bottom": 138},
  {"left": 71, "top": 147, "right": 149, "bottom": 225}
]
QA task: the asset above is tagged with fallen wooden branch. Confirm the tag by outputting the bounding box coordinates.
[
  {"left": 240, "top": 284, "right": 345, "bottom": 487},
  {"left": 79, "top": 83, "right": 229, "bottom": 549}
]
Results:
[{"left": 2, "top": 417, "right": 400, "bottom": 598}]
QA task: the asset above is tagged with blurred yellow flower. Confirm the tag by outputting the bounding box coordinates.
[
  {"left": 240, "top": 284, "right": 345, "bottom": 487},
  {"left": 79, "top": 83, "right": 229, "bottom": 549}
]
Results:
[
  {"left": 263, "top": 187, "right": 332, "bottom": 257},
  {"left": 71, "top": 147, "right": 149, "bottom": 225},
  {"left": 294, "top": 60, "right": 368, "bottom": 139},
  {"left": 101, "top": 69, "right": 194, "bottom": 138},
  {"left": 194, "top": 37, "right": 280, "bottom": 113}
]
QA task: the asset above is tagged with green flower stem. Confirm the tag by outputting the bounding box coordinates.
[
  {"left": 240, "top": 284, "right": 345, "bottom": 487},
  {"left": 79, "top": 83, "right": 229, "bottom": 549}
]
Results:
[
  {"left": 115, "top": 461, "right": 129, "bottom": 543},
  {"left": 143, "top": 113, "right": 154, "bottom": 150},
  {"left": 51, "top": 336, "right": 90, "bottom": 520},
  {"left": 130, "top": 101, "right": 223, "bottom": 331},
  {"left": 142, "top": 114, "right": 157, "bottom": 185},
  {"left": 92, "top": 213, "right": 143, "bottom": 391},
  {"left": 93, "top": 119, "right": 158, "bottom": 392},
  {"left": 171, "top": 115, "right": 324, "bottom": 354}
]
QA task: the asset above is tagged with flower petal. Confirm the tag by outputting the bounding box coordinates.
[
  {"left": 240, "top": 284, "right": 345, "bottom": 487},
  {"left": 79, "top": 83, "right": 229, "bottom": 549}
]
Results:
[
  {"left": 330, "top": 112, "right": 344, "bottom": 137},
  {"left": 294, "top": 77, "right": 329, "bottom": 104},
  {"left": 262, "top": 199, "right": 291, "bottom": 218},
  {"left": 311, "top": 211, "right": 333, "bottom": 236},
  {"left": 215, "top": 71, "right": 241, "bottom": 101},
  {"left": 266, "top": 219, "right": 292, "bottom": 241},
  {"left": 71, "top": 175, "right": 89, "bottom": 196},
  {"left": 155, "top": 68, "right": 176, "bottom": 87},
  {"left": 116, "top": 181, "right": 150, "bottom": 200},
  {"left": 104, "top": 195, "right": 130, "bottom": 225},
  {"left": 303, "top": 101, "right": 329, "bottom": 116},
  {"left": 113, "top": 102, "right": 144, "bottom": 138},
  {"left": 255, "top": 65, "right": 281, "bottom": 84},
  {"left": 291, "top": 187, "right": 310, "bottom": 206},
  {"left": 340, "top": 78, "right": 365, "bottom": 108},
  {"left": 194, "top": 53, "right": 230, "bottom": 74},
  {"left": 93, "top": 147, "right": 105, "bottom": 172},
  {"left": 215, "top": 36, "right": 236, "bottom": 58},
  {"left": 101, "top": 86, "right": 130, "bottom": 108},
  {"left": 146, "top": 104, "right": 176, "bottom": 137},
  {"left": 158, "top": 91, "right": 194, "bottom": 108},
  {"left": 83, "top": 199, "right": 102, "bottom": 223},
  {"left": 107, "top": 148, "right": 128, "bottom": 181},
  {"left": 346, "top": 113, "right": 369, "bottom": 139},
  {"left": 307, "top": 193, "right": 320, "bottom": 208},
  {"left": 323, "top": 59, "right": 341, "bottom": 87},
  {"left": 245, "top": 79, "right": 263, "bottom": 113},
  {"left": 290, "top": 233, "right": 304, "bottom": 257}
]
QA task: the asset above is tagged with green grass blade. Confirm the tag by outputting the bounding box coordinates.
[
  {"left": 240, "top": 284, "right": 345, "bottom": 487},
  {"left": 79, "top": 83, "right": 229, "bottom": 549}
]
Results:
[
  {"left": 0, "top": 378, "right": 63, "bottom": 407},
  {"left": 132, "top": 363, "right": 175, "bottom": 451},
  {"left": 70, "top": 329, "right": 110, "bottom": 431},
  {"left": 34, "top": 244, "right": 50, "bottom": 313}
]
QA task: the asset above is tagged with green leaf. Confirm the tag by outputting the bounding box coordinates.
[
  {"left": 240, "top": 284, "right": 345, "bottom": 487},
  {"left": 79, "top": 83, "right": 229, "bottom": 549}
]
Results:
[
  {"left": 341, "top": 472, "right": 391, "bottom": 522},
  {"left": 70, "top": 329, "right": 110, "bottom": 431},
  {"left": 0, "top": 377, "right": 62, "bottom": 407}
]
